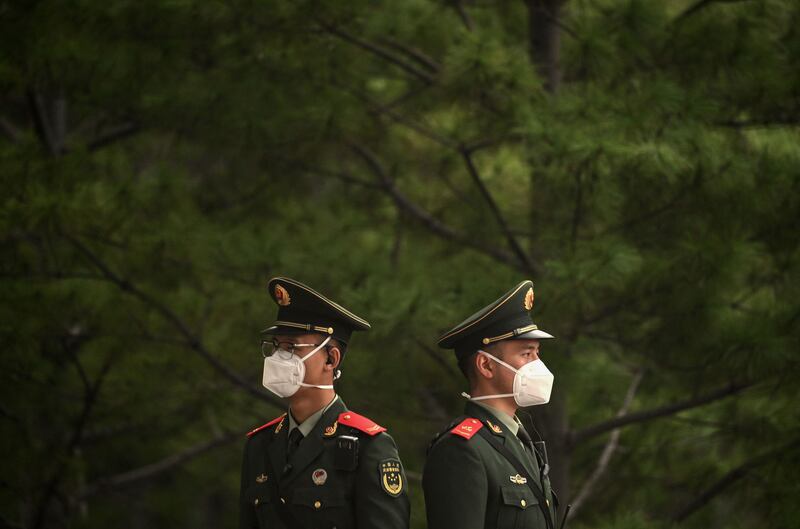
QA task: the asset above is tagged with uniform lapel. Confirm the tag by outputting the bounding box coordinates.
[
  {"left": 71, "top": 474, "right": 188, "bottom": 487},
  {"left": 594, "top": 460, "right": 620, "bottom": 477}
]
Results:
[
  {"left": 465, "top": 402, "right": 545, "bottom": 492},
  {"left": 283, "top": 398, "right": 347, "bottom": 485},
  {"left": 267, "top": 415, "right": 289, "bottom": 479}
]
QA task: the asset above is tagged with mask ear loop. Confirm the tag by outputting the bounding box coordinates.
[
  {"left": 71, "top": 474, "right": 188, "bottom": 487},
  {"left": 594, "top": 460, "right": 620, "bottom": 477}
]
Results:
[
  {"left": 460, "top": 350, "right": 518, "bottom": 401},
  {"left": 298, "top": 336, "right": 337, "bottom": 390},
  {"left": 299, "top": 336, "right": 332, "bottom": 362}
]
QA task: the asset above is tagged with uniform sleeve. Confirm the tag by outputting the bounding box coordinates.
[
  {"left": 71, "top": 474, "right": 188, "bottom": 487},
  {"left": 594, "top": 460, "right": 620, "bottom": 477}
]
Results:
[
  {"left": 423, "top": 435, "right": 487, "bottom": 529},
  {"left": 239, "top": 438, "right": 257, "bottom": 529},
  {"left": 355, "top": 431, "right": 411, "bottom": 529}
]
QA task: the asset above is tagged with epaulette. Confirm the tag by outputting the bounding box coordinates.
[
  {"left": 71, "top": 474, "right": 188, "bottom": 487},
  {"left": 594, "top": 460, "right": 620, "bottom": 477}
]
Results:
[
  {"left": 338, "top": 411, "right": 386, "bottom": 436},
  {"left": 450, "top": 417, "right": 483, "bottom": 440},
  {"left": 247, "top": 413, "right": 286, "bottom": 437},
  {"left": 427, "top": 417, "right": 463, "bottom": 454}
]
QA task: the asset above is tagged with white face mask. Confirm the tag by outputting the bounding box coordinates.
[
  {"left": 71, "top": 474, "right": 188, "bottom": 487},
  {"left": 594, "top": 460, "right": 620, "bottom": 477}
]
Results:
[
  {"left": 262, "top": 336, "right": 337, "bottom": 398},
  {"left": 462, "top": 350, "right": 554, "bottom": 407}
]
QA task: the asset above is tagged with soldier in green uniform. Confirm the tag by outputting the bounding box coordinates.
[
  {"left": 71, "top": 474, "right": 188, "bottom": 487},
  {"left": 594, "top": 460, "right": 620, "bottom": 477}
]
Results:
[
  {"left": 240, "top": 277, "right": 410, "bottom": 529},
  {"left": 423, "top": 280, "right": 559, "bottom": 529}
]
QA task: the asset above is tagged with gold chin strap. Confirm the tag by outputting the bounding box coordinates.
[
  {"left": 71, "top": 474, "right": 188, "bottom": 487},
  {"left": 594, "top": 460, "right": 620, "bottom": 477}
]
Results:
[
  {"left": 274, "top": 320, "right": 334, "bottom": 335},
  {"left": 481, "top": 324, "right": 539, "bottom": 345}
]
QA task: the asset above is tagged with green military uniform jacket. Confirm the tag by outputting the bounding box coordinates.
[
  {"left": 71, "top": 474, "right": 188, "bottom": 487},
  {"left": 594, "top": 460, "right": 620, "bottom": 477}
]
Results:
[
  {"left": 240, "top": 397, "right": 410, "bottom": 529},
  {"left": 423, "top": 401, "right": 557, "bottom": 529}
]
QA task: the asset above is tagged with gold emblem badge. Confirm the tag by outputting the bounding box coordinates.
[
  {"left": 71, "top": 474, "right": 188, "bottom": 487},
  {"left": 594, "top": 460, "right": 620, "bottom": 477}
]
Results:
[
  {"left": 323, "top": 422, "right": 338, "bottom": 437},
  {"left": 510, "top": 474, "right": 528, "bottom": 485},
  {"left": 524, "top": 287, "right": 534, "bottom": 311},
  {"left": 487, "top": 420, "right": 502, "bottom": 434},
  {"left": 274, "top": 417, "right": 285, "bottom": 433},
  {"left": 380, "top": 459, "right": 404, "bottom": 497},
  {"left": 274, "top": 284, "right": 291, "bottom": 306},
  {"left": 255, "top": 473, "right": 268, "bottom": 483}
]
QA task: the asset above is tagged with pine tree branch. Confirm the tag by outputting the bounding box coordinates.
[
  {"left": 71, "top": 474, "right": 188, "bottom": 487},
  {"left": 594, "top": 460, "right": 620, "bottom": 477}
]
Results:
[
  {"left": 26, "top": 88, "right": 57, "bottom": 156},
  {"left": 87, "top": 122, "right": 140, "bottom": 152},
  {"left": 675, "top": 0, "right": 752, "bottom": 23},
  {"left": 319, "top": 22, "right": 435, "bottom": 84},
  {"left": 670, "top": 437, "right": 800, "bottom": 522},
  {"left": 348, "top": 142, "right": 525, "bottom": 271},
  {"left": 460, "top": 147, "right": 538, "bottom": 275},
  {"left": 449, "top": 0, "right": 474, "bottom": 31},
  {"left": 715, "top": 116, "right": 800, "bottom": 128},
  {"left": 61, "top": 232, "right": 282, "bottom": 408},
  {"left": 569, "top": 370, "right": 644, "bottom": 519},
  {"left": 340, "top": 84, "right": 458, "bottom": 149},
  {"left": 79, "top": 431, "right": 239, "bottom": 499},
  {"left": 342, "top": 86, "right": 537, "bottom": 271},
  {"left": 570, "top": 380, "right": 755, "bottom": 446},
  {"left": 376, "top": 36, "right": 441, "bottom": 74},
  {"left": 413, "top": 337, "right": 461, "bottom": 381},
  {"left": 32, "top": 345, "right": 113, "bottom": 529}
]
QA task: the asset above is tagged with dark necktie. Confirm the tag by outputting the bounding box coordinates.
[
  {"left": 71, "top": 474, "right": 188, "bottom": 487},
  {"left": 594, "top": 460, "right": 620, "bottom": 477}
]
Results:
[
  {"left": 287, "top": 428, "right": 303, "bottom": 458},
  {"left": 516, "top": 424, "right": 537, "bottom": 462},
  {"left": 517, "top": 424, "right": 533, "bottom": 449}
]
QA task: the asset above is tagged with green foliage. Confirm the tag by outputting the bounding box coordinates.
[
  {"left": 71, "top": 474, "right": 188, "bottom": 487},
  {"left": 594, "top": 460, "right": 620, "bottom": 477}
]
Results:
[{"left": 2, "top": 0, "right": 799, "bottom": 528}]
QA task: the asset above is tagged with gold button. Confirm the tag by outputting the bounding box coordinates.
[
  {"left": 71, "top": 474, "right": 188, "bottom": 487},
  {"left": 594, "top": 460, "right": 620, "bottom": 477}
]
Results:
[
  {"left": 254, "top": 498, "right": 259, "bottom": 506},
  {"left": 314, "top": 500, "right": 322, "bottom": 509},
  {"left": 520, "top": 499, "right": 527, "bottom": 507},
  {"left": 344, "top": 414, "right": 351, "bottom": 419},
  {"left": 280, "top": 497, "right": 286, "bottom": 504}
]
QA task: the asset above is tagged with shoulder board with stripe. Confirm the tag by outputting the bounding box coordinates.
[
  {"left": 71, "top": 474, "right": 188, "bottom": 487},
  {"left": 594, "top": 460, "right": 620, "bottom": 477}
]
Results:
[
  {"left": 450, "top": 417, "right": 483, "bottom": 440},
  {"left": 338, "top": 411, "right": 386, "bottom": 436},
  {"left": 247, "top": 413, "right": 286, "bottom": 437}
]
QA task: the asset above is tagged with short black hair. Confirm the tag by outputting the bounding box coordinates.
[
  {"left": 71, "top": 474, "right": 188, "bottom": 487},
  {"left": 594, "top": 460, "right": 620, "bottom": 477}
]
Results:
[
  {"left": 457, "top": 351, "right": 476, "bottom": 382},
  {"left": 457, "top": 343, "right": 502, "bottom": 385}
]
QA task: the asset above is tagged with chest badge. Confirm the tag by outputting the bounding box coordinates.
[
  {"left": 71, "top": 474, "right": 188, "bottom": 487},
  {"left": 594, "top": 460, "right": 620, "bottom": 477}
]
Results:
[
  {"left": 324, "top": 422, "right": 338, "bottom": 436},
  {"left": 255, "top": 473, "right": 268, "bottom": 483},
  {"left": 510, "top": 474, "right": 528, "bottom": 485},
  {"left": 312, "top": 468, "right": 328, "bottom": 486},
  {"left": 380, "top": 459, "right": 404, "bottom": 497}
]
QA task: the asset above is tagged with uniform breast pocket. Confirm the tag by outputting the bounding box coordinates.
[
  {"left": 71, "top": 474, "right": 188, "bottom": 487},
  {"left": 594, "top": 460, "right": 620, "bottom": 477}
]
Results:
[
  {"left": 498, "top": 485, "right": 545, "bottom": 529},
  {"left": 291, "top": 487, "right": 353, "bottom": 529},
  {"left": 245, "top": 485, "right": 273, "bottom": 528}
]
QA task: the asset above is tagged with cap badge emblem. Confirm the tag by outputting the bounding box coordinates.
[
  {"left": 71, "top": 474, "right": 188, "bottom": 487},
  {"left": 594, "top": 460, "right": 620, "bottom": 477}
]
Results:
[
  {"left": 274, "top": 284, "right": 291, "bottom": 306},
  {"left": 524, "top": 287, "right": 534, "bottom": 311}
]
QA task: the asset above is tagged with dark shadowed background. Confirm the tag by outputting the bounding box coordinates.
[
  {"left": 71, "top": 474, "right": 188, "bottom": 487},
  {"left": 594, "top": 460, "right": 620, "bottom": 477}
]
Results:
[{"left": 2, "top": 1, "right": 799, "bottom": 528}]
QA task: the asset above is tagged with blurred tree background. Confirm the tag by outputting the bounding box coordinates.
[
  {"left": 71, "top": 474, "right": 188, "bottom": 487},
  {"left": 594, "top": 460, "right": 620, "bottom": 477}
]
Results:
[{"left": 2, "top": 0, "right": 799, "bottom": 528}]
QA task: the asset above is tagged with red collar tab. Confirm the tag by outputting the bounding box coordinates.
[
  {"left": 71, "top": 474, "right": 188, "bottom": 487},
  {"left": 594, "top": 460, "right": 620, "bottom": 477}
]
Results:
[
  {"left": 451, "top": 418, "right": 484, "bottom": 440},
  {"left": 247, "top": 413, "right": 286, "bottom": 437},
  {"left": 337, "top": 411, "right": 386, "bottom": 436}
]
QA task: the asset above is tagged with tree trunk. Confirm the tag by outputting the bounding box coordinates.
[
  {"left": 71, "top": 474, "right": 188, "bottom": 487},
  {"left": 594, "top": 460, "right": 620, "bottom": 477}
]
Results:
[{"left": 525, "top": 0, "right": 562, "bottom": 93}]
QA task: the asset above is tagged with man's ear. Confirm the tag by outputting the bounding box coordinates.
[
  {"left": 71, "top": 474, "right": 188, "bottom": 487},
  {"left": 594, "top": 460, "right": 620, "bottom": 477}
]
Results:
[
  {"left": 325, "top": 347, "right": 342, "bottom": 371},
  {"left": 475, "top": 352, "right": 495, "bottom": 379}
]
